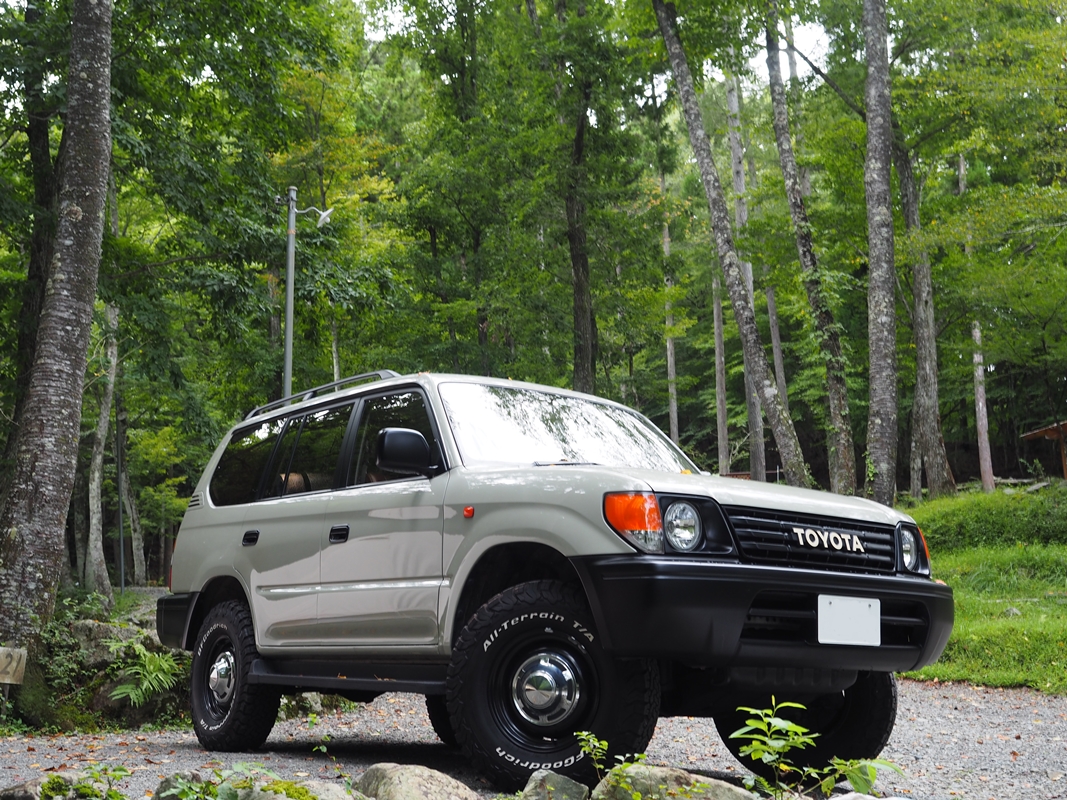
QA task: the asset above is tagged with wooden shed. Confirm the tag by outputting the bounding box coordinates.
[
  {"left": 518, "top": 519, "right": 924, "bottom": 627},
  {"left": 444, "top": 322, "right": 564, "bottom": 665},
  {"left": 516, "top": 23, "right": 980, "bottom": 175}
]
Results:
[{"left": 1021, "top": 421, "right": 1067, "bottom": 480}]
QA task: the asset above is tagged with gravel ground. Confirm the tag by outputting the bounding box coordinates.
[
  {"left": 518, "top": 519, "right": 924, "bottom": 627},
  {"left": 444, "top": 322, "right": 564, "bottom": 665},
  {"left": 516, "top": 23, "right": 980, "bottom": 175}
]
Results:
[{"left": 1, "top": 679, "right": 1064, "bottom": 800}]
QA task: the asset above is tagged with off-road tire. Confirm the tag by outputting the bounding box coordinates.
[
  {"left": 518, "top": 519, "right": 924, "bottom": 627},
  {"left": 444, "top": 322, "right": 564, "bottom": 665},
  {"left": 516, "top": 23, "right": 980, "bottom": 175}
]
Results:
[
  {"left": 446, "top": 580, "right": 660, "bottom": 790},
  {"left": 191, "top": 600, "right": 281, "bottom": 751},
  {"left": 714, "top": 671, "right": 898, "bottom": 782},
  {"left": 426, "top": 694, "right": 458, "bottom": 747}
]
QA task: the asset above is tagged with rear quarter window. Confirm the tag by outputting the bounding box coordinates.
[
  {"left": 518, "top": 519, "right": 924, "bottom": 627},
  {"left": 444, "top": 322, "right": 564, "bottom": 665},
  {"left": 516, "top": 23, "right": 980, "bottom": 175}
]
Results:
[{"left": 210, "top": 418, "right": 285, "bottom": 506}]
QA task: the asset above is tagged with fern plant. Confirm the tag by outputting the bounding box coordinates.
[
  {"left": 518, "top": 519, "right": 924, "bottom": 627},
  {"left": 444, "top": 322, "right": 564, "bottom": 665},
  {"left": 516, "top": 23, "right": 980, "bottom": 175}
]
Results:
[{"left": 107, "top": 640, "right": 182, "bottom": 707}]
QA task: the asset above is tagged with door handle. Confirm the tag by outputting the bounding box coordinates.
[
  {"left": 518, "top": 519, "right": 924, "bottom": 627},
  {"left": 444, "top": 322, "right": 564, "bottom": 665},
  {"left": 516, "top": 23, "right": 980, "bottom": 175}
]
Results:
[
  {"left": 329, "top": 525, "right": 350, "bottom": 544},
  {"left": 242, "top": 530, "right": 260, "bottom": 546}
]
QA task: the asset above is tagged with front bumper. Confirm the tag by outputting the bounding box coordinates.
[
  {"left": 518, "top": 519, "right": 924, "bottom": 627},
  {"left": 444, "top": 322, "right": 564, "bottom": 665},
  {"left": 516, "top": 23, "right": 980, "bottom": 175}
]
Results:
[
  {"left": 572, "top": 556, "right": 954, "bottom": 673},
  {"left": 156, "top": 592, "right": 197, "bottom": 649}
]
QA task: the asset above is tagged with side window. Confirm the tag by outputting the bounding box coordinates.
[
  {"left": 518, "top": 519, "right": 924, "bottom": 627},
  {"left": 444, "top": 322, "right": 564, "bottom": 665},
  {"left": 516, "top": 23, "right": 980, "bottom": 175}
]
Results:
[
  {"left": 210, "top": 418, "right": 286, "bottom": 506},
  {"left": 348, "top": 392, "right": 437, "bottom": 486},
  {"left": 282, "top": 404, "right": 354, "bottom": 495}
]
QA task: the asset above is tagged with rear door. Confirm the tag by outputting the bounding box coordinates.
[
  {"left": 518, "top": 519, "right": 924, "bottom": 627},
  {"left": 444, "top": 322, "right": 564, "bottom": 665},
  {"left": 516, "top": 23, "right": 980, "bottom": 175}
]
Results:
[
  {"left": 227, "top": 402, "right": 354, "bottom": 648},
  {"left": 318, "top": 389, "right": 447, "bottom": 648}
]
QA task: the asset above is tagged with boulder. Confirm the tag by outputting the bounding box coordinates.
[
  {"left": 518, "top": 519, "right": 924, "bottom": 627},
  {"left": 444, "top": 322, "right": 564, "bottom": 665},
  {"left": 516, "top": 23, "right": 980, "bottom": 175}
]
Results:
[
  {"left": 591, "top": 765, "right": 754, "bottom": 800},
  {"left": 356, "top": 763, "right": 479, "bottom": 800},
  {"left": 70, "top": 619, "right": 150, "bottom": 670},
  {"left": 0, "top": 772, "right": 88, "bottom": 800},
  {"left": 156, "top": 772, "right": 206, "bottom": 800},
  {"left": 521, "top": 769, "right": 589, "bottom": 800}
]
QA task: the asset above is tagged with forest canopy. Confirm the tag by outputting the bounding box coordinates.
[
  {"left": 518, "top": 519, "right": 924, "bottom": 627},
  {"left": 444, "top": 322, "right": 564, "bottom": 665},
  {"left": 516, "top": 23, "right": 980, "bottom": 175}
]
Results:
[{"left": 0, "top": 0, "right": 1065, "bottom": 590}]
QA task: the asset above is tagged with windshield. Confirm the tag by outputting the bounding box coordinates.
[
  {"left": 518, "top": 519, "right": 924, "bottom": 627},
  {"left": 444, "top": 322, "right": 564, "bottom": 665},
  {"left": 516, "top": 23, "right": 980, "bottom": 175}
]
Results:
[{"left": 439, "top": 382, "right": 698, "bottom": 472}]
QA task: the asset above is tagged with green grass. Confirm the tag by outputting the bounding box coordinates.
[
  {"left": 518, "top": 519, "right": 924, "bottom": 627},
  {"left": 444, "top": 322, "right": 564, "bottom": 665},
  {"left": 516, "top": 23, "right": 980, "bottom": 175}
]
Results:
[{"left": 906, "top": 544, "right": 1067, "bottom": 692}]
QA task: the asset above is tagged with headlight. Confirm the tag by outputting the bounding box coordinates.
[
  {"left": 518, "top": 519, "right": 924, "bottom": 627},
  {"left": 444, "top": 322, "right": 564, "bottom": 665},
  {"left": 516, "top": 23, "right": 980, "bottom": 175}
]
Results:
[
  {"left": 899, "top": 523, "right": 930, "bottom": 575},
  {"left": 664, "top": 501, "right": 702, "bottom": 551},
  {"left": 901, "top": 528, "right": 919, "bottom": 571}
]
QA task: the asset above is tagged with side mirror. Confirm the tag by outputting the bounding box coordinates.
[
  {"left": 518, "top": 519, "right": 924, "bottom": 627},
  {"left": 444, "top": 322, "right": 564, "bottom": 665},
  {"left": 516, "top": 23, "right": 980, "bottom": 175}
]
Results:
[{"left": 377, "top": 428, "right": 432, "bottom": 476}]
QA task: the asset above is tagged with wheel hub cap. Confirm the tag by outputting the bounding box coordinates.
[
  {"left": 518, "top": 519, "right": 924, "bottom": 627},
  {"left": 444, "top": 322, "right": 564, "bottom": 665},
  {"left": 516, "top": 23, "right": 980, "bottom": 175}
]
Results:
[
  {"left": 208, "top": 650, "right": 236, "bottom": 705},
  {"left": 510, "top": 651, "right": 580, "bottom": 727}
]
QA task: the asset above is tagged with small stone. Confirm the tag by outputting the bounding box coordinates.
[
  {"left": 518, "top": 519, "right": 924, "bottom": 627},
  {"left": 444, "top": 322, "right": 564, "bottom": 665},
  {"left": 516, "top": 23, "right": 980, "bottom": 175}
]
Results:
[
  {"left": 521, "top": 770, "right": 589, "bottom": 800},
  {"left": 1004, "top": 607, "right": 1022, "bottom": 617}
]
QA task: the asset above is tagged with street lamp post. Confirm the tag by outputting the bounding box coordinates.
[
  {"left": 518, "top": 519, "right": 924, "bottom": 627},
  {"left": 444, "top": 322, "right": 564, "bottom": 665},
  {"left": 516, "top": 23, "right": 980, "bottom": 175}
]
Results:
[{"left": 283, "top": 186, "right": 334, "bottom": 399}]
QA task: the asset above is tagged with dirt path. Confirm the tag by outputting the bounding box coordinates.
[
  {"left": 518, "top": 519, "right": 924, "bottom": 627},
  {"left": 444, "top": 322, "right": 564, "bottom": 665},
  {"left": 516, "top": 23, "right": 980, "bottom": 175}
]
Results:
[{"left": 2, "top": 680, "right": 1065, "bottom": 800}]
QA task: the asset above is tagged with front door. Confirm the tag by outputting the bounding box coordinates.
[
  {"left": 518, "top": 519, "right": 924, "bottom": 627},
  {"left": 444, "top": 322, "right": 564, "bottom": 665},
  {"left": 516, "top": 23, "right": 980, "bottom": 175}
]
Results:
[{"left": 318, "top": 390, "right": 446, "bottom": 647}]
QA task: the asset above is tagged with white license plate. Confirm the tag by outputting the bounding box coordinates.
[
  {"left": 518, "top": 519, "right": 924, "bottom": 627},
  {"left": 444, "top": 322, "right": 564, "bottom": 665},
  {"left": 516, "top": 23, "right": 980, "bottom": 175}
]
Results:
[{"left": 818, "top": 595, "right": 880, "bottom": 646}]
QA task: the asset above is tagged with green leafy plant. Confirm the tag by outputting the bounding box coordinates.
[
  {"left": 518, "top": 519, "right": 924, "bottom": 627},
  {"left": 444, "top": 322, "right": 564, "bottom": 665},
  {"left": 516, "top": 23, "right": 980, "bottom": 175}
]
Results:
[
  {"left": 576, "top": 731, "right": 707, "bottom": 800},
  {"left": 728, "top": 698, "right": 902, "bottom": 798},
  {"left": 107, "top": 640, "right": 182, "bottom": 707}
]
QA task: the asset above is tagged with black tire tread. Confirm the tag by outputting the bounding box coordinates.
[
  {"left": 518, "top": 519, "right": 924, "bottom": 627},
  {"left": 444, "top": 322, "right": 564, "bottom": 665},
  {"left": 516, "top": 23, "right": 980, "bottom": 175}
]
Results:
[
  {"left": 425, "top": 694, "right": 458, "bottom": 747},
  {"left": 714, "top": 671, "right": 897, "bottom": 781},
  {"left": 446, "top": 580, "right": 659, "bottom": 789},
  {"left": 192, "top": 599, "right": 280, "bottom": 751}
]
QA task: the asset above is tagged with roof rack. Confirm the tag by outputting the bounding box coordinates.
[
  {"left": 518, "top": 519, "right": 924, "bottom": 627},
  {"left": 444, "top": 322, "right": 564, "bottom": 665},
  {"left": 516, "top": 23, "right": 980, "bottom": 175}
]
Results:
[{"left": 244, "top": 370, "right": 402, "bottom": 420}]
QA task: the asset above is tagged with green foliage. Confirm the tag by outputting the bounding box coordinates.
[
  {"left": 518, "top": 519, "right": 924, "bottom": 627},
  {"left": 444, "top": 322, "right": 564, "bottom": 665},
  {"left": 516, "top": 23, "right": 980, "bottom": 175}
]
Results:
[
  {"left": 727, "top": 698, "right": 903, "bottom": 798},
  {"left": 40, "top": 765, "right": 133, "bottom": 800},
  {"left": 906, "top": 544, "right": 1067, "bottom": 693},
  {"left": 910, "top": 485, "right": 1067, "bottom": 552},
  {"left": 160, "top": 763, "right": 285, "bottom": 800},
  {"left": 107, "top": 640, "right": 184, "bottom": 708}
]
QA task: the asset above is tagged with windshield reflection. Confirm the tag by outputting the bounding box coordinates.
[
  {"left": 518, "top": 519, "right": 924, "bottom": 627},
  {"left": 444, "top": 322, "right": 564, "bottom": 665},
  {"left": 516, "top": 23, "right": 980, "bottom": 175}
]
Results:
[{"left": 439, "top": 383, "right": 697, "bottom": 472}]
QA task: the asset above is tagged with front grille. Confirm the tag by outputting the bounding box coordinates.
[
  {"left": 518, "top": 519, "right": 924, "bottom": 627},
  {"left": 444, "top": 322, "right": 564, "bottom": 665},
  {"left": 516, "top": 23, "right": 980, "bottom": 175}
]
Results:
[
  {"left": 723, "top": 506, "right": 896, "bottom": 574},
  {"left": 741, "top": 591, "right": 930, "bottom": 647}
]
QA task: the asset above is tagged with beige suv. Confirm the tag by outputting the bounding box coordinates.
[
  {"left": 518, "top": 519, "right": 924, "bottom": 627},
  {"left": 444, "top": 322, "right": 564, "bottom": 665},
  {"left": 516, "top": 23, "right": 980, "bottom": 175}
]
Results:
[{"left": 158, "top": 371, "right": 953, "bottom": 788}]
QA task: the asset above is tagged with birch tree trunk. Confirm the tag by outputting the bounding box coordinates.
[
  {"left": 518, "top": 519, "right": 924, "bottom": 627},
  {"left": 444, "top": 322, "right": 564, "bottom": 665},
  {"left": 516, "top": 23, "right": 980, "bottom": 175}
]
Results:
[
  {"left": 87, "top": 305, "right": 119, "bottom": 605},
  {"left": 893, "top": 146, "right": 955, "bottom": 498},
  {"left": 960, "top": 155, "right": 995, "bottom": 492},
  {"left": 766, "top": 11, "right": 856, "bottom": 495},
  {"left": 662, "top": 173, "right": 679, "bottom": 444},
  {"left": 973, "top": 322, "right": 995, "bottom": 491},
  {"left": 713, "top": 274, "right": 730, "bottom": 473},
  {"left": 653, "top": 0, "right": 810, "bottom": 487},
  {"left": 0, "top": 0, "right": 112, "bottom": 649},
  {"left": 725, "top": 71, "right": 766, "bottom": 480},
  {"left": 116, "top": 394, "right": 146, "bottom": 585},
  {"left": 862, "top": 0, "right": 899, "bottom": 505}
]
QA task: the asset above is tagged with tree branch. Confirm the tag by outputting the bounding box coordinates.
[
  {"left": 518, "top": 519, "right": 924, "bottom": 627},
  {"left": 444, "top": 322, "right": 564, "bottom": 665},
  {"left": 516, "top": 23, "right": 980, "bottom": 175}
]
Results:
[{"left": 791, "top": 45, "right": 866, "bottom": 121}]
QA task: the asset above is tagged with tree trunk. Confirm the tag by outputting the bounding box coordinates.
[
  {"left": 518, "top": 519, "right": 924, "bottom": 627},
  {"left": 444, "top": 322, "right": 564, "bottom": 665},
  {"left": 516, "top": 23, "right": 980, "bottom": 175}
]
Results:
[
  {"left": 0, "top": 0, "right": 112, "bottom": 651},
  {"left": 862, "top": 0, "right": 898, "bottom": 505},
  {"left": 909, "top": 417, "right": 922, "bottom": 499},
  {"left": 766, "top": 11, "right": 856, "bottom": 495},
  {"left": 662, "top": 173, "right": 679, "bottom": 444},
  {"left": 781, "top": 14, "right": 811, "bottom": 197},
  {"left": 72, "top": 465, "right": 88, "bottom": 585},
  {"left": 765, "top": 276, "right": 789, "bottom": 417},
  {"left": 713, "top": 274, "right": 730, "bottom": 474},
  {"left": 960, "top": 156, "right": 995, "bottom": 492},
  {"left": 725, "top": 71, "right": 765, "bottom": 481},
  {"left": 87, "top": 305, "right": 119, "bottom": 604},
  {"left": 2, "top": 4, "right": 64, "bottom": 474},
  {"left": 330, "top": 317, "right": 341, "bottom": 382},
  {"left": 653, "top": 0, "right": 810, "bottom": 487},
  {"left": 116, "top": 393, "right": 146, "bottom": 586},
  {"left": 567, "top": 99, "right": 595, "bottom": 394},
  {"left": 893, "top": 145, "right": 955, "bottom": 498},
  {"left": 972, "top": 322, "right": 995, "bottom": 492}
]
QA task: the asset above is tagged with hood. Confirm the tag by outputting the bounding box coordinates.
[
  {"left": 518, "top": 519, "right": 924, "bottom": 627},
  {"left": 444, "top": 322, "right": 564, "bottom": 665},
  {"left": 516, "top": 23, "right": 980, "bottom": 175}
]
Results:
[{"left": 618, "top": 469, "right": 912, "bottom": 526}]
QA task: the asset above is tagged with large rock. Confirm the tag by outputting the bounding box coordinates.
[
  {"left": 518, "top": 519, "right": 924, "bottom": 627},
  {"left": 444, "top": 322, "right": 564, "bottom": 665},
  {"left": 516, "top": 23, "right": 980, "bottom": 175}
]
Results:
[
  {"left": 153, "top": 773, "right": 366, "bottom": 800},
  {"left": 356, "top": 763, "right": 479, "bottom": 800},
  {"left": 70, "top": 619, "right": 152, "bottom": 670},
  {"left": 0, "top": 772, "right": 88, "bottom": 800},
  {"left": 521, "top": 769, "right": 589, "bottom": 800},
  {"left": 591, "top": 765, "right": 755, "bottom": 800}
]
